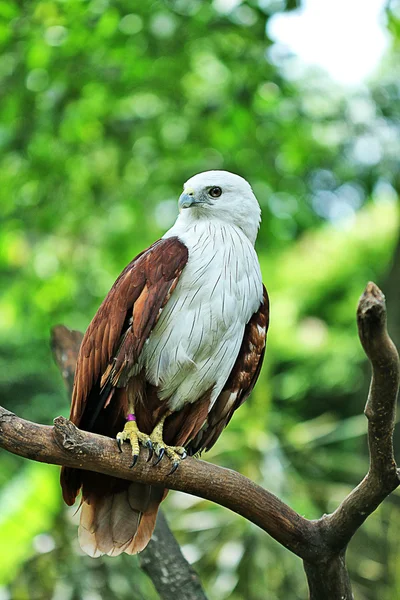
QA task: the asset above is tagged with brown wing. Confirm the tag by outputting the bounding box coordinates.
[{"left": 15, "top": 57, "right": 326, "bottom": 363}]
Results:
[
  {"left": 187, "top": 285, "right": 270, "bottom": 455},
  {"left": 69, "top": 236, "right": 188, "bottom": 430},
  {"left": 61, "top": 237, "right": 188, "bottom": 506}
]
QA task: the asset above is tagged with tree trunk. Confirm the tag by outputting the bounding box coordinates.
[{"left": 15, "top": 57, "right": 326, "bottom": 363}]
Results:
[
  {"left": 140, "top": 511, "right": 208, "bottom": 600},
  {"left": 304, "top": 552, "right": 354, "bottom": 600}
]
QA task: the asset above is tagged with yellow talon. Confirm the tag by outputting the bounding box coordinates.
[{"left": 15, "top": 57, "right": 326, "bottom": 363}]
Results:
[
  {"left": 148, "top": 414, "right": 187, "bottom": 473},
  {"left": 116, "top": 413, "right": 187, "bottom": 472},
  {"left": 116, "top": 418, "right": 151, "bottom": 467}
]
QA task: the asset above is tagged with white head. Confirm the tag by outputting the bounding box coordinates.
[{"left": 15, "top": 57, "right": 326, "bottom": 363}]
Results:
[{"left": 177, "top": 170, "right": 261, "bottom": 245}]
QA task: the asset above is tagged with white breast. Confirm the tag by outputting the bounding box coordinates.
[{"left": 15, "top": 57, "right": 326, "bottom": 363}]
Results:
[{"left": 138, "top": 219, "right": 263, "bottom": 412}]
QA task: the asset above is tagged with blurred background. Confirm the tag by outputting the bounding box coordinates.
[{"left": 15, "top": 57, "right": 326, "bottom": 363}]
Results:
[{"left": 1, "top": 0, "right": 399, "bottom": 598}]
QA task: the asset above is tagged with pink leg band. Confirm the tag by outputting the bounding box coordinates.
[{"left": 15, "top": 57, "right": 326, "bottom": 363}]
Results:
[{"left": 127, "top": 414, "right": 136, "bottom": 422}]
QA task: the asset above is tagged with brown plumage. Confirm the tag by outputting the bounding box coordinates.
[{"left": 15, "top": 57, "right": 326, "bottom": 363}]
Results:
[
  {"left": 61, "top": 186, "right": 269, "bottom": 557},
  {"left": 61, "top": 237, "right": 190, "bottom": 556}
]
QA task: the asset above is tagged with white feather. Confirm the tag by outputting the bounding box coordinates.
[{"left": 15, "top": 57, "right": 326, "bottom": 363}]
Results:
[{"left": 139, "top": 185, "right": 263, "bottom": 412}]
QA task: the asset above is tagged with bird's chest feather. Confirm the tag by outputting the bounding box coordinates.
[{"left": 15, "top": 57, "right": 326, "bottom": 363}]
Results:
[
  {"left": 139, "top": 221, "right": 262, "bottom": 408},
  {"left": 177, "top": 224, "right": 260, "bottom": 332}
]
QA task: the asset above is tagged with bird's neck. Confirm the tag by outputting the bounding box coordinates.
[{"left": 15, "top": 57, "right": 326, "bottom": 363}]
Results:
[{"left": 164, "top": 212, "right": 257, "bottom": 247}]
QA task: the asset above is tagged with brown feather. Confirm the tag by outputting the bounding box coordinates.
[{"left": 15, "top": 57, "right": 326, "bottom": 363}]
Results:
[
  {"left": 61, "top": 233, "right": 269, "bottom": 557},
  {"left": 134, "top": 375, "right": 167, "bottom": 434},
  {"left": 78, "top": 482, "right": 163, "bottom": 557},
  {"left": 124, "top": 487, "right": 167, "bottom": 555},
  {"left": 67, "top": 237, "right": 188, "bottom": 429},
  {"left": 164, "top": 390, "right": 212, "bottom": 447},
  {"left": 61, "top": 238, "right": 188, "bottom": 518}
]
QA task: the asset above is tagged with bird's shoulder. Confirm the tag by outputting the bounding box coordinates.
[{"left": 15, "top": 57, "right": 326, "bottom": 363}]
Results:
[{"left": 70, "top": 236, "right": 189, "bottom": 422}]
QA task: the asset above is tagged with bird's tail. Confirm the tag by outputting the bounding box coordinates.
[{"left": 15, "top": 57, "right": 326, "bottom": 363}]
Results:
[{"left": 78, "top": 482, "right": 165, "bottom": 557}]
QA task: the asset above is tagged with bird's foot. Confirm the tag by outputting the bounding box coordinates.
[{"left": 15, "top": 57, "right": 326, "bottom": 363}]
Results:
[
  {"left": 116, "top": 415, "right": 152, "bottom": 468},
  {"left": 151, "top": 440, "right": 187, "bottom": 474},
  {"left": 149, "top": 417, "right": 187, "bottom": 474}
]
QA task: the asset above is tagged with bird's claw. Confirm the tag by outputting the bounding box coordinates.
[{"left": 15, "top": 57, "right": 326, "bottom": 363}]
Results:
[
  {"left": 154, "top": 447, "right": 165, "bottom": 465},
  {"left": 146, "top": 440, "right": 153, "bottom": 462},
  {"left": 115, "top": 420, "right": 151, "bottom": 465},
  {"left": 130, "top": 454, "right": 139, "bottom": 469},
  {"left": 168, "top": 461, "right": 180, "bottom": 475},
  {"left": 151, "top": 443, "right": 187, "bottom": 472},
  {"left": 118, "top": 417, "right": 187, "bottom": 471}
]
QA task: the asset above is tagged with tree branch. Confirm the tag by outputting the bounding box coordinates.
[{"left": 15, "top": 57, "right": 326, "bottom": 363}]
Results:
[
  {"left": 320, "top": 283, "right": 400, "bottom": 550},
  {"left": 303, "top": 282, "right": 400, "bottom": 598},
  {"left": 0, "top": 282, "right": 399, "bottom": 600},
  {"left": 139, "top": 511, "right": 209, "bottom": 600},
  {"left": 0, "top": 406, "right": 320, "bottom": 561}
]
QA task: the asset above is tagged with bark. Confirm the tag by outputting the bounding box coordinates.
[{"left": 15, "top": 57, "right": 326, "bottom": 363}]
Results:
[
  {"left": 303, "top": 552, "right": 353, "bottom": 600},
  {"left": 139, "top": 512, "right": 207, "bottom": 600},
  {"left": 321, "top": 283, "right": 400, "bottom": 551}
]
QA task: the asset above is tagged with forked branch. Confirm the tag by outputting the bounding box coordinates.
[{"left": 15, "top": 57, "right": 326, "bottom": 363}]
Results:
[
  {"left": 321, "top": 283, "right": 400, "bottom": 550},
  {"left": 0, "top": 282, "right": 399, "bottom": 599}
]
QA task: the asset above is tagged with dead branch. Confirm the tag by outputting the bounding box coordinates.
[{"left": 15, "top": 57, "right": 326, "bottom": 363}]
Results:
[
  {"left": 322, "top": 282, "right": 400, "bottom": 549},
  {"left": 303, "top": 283, "right": 400, "bottom": 598}
]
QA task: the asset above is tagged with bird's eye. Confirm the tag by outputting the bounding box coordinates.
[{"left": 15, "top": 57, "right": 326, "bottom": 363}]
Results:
[{"left": 209, "top": 186, "right": 222, "bottom": 198}]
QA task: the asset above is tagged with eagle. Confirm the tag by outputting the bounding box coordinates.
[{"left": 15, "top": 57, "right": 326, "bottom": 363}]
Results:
[{"left": 61, "top": 170, "right": 269, "bottom": 557}]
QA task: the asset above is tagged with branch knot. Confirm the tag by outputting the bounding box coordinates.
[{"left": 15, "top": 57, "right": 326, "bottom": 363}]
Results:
[{"left": 53, "top": 415, "right": 90, "bottom": 454}]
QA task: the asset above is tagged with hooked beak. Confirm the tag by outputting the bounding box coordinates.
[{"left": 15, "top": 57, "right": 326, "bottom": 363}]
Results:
[
  {"left": 179, "top": 186, "right": 198, "bottom": 209},
  {"left": 179, "top": 188, "right": 211, "bottom": 210},
  {"left": 179, "top": 192, "right": 199, "bottom": 209}
]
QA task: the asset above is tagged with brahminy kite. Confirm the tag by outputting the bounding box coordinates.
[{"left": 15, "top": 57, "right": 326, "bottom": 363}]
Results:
[{"left": 61, "top": 170, "right": 269, "bottom": 557}]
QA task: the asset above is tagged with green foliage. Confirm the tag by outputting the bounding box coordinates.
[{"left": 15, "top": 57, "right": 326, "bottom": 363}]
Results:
[
  {"left": 1, "top": 1, "right": 400, "bottom": 599},
  {"left": 0, "top": 464, "right": 60, "bottom": 586}
]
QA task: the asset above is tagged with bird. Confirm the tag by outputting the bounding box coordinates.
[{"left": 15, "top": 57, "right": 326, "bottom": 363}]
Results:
[{"left": 60, "top": 170, "right": 269, "bottom": 557}]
